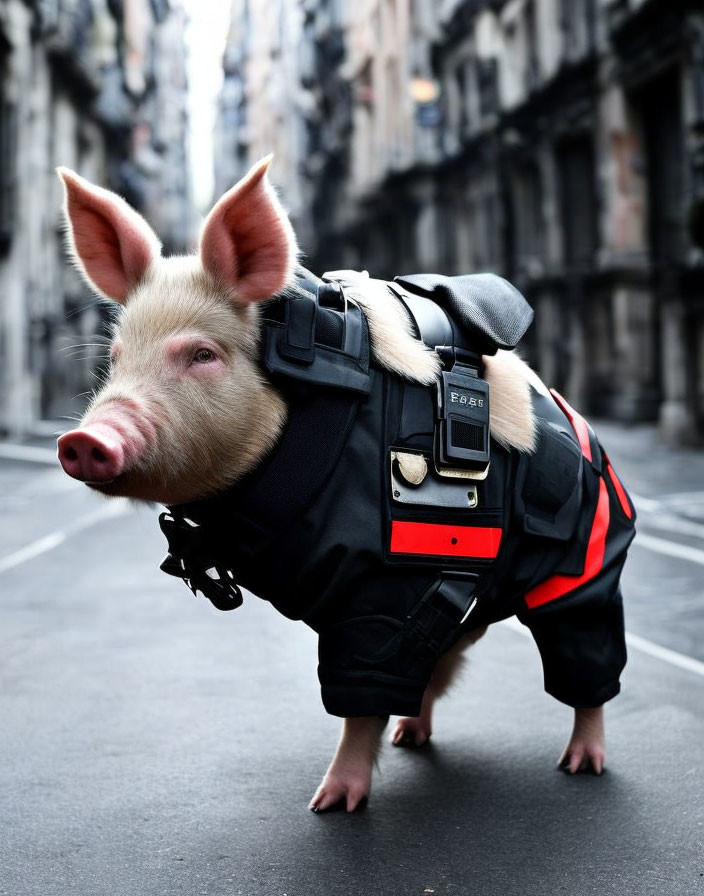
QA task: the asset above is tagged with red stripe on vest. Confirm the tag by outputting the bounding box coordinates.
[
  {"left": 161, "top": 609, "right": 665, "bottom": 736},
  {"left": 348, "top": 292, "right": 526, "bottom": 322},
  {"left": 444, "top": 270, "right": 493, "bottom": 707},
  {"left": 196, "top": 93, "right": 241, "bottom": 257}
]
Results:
[
  {"left": 550, "top": 389, "right": 593, "bottom": 462},
  {"left": 524, "top": 477, "right": 610, "bottom": 609},
  {"left": 606, "top": 462, "right": 633, "bottom": 520},
  {"left": 390, "top": 521, "right": 502, "bottom": 559}
]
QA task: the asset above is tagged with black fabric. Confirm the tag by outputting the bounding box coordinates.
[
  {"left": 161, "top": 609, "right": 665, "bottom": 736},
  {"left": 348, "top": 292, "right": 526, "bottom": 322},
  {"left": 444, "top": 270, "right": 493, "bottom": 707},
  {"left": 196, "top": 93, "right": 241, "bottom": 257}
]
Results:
[
  {"left": 518, "top": 390, "right": 584, "bottom": 541},
  {"left": 516, "top": 430, "right": 636, "bottom": 707},
  {"left": 283, "top": 293, "right": 316, "bottom": 361},
  {"left": 394, "top": 273, "right": 534, "bottom": 354},
  {"left": 175, "top": 388, "right": 359, "bottom": 540},
  {"left": 314, "top": 308, "right": 344, "bottom": 349},
  {"left": 261, "top": 283, "right": 371, "bottom": 395},
  {"left": 160, "top": 270, "right": 635, "bottom": 719}
]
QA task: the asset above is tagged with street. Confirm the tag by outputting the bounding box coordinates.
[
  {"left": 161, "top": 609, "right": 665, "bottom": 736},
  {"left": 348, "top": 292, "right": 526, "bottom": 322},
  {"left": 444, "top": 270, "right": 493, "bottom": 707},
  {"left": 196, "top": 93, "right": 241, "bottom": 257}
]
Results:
[{"left": 1, "top": 423, "right": 703, "bottom": 896}]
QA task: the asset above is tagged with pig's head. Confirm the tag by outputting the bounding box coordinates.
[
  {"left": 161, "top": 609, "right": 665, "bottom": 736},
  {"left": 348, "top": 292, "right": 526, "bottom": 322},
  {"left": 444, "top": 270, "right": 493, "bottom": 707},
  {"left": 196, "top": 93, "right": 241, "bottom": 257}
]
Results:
[{"left": 56, "top": 157, "right": 296, "bottom": 505}]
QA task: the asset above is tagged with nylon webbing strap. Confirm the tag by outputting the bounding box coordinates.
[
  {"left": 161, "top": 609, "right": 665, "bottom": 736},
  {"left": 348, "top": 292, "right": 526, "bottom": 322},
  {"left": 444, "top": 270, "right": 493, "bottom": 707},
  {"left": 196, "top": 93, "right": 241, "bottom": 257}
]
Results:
[
  {"left": 282, "top": 294, "right": 316, "bottom": 363},
  {"left": 403, "top": 575, "right": 480, "bottom": 659}
]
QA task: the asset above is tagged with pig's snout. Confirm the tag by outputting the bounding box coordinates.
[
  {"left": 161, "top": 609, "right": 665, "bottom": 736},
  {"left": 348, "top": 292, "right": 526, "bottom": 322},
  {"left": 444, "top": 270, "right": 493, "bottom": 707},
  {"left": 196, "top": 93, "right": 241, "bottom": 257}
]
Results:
[{"left": 58, "top": 425, "right": 126, "bottom": 483}]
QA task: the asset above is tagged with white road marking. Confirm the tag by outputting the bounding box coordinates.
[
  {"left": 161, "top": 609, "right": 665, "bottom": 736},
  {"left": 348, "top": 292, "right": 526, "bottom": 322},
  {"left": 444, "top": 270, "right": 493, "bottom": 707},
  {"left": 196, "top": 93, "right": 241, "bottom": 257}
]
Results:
[
  {"left": 0, "top": 500, "right": 130, "bottom": 574},
  {"left": 501, "top": 619, "right": 704, "bottom": 680},
  {"left": 652, "top": 490, "right": 704, "bottom": 508},
  {"left": 639, "top": 512, "right": 704, "bottom": 540},
  {"left": 628, "top": 492, "right": 661, "bottom": 514},
  {"left": 630, "top": 492, "right": 704, "bottom": 539},
  {"left": 0, "top": 443, "right": 59, "bottom": 464},
  {"left": 633, "top": 531, "right": 704, "bottom": 567},
  {"left": 624, "top": 632, "right": 704, "bottom": 678}
]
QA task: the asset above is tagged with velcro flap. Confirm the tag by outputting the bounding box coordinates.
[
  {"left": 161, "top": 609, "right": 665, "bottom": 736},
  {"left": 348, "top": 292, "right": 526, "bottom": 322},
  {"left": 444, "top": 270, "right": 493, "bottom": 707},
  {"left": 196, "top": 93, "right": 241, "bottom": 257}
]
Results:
[{"left": 395, "top": 273, "right": 534, "bottom": 354}]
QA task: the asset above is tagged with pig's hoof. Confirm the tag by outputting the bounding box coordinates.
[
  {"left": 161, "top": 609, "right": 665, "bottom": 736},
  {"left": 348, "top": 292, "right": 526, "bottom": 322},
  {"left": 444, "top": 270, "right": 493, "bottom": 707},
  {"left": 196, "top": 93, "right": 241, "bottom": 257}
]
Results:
[
  {"left": 391, "top": 717, "right": 431, "bottom": 748},
  {"left": 309, "top": 794, "right": 368, "bottom": 814},
  {"left": 557, "top": 747, "right": 605, "bottom": 776},
  {"left": 309, "top": 776, "right": 370, "bottom": 814}
]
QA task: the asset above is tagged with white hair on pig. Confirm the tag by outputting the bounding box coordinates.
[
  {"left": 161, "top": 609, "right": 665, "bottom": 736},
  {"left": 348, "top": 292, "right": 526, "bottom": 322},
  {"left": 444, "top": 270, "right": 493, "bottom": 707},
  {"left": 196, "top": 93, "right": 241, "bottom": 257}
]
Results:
[{"left": 345, "top": 280, "right": 537, "bottom": 453}]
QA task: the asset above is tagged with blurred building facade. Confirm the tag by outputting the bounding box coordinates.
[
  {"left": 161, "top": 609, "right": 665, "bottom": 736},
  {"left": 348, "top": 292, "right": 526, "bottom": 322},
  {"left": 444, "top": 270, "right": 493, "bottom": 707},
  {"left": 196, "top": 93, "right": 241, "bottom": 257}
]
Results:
[
  {"left": 0, "top": 0, "right": 191, "bottom": 438},
  {"left": 218, "top": 0, "right": 704, "bottom": 444}
]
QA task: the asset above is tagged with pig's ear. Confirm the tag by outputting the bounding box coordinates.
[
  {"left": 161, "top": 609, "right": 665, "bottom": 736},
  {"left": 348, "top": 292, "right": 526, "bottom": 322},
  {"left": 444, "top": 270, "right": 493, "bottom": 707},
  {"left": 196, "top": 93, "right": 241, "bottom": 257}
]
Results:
[
  {"left": 199, "top": 155, "right": 298, "bottom": 305},
  {"left": 57, "top": 167, "right": 161, "bottom": 304}
]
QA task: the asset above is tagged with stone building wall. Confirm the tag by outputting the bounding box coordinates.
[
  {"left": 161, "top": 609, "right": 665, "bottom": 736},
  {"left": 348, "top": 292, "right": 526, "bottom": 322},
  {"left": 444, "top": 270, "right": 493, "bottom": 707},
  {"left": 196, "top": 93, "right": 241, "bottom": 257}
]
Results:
[
  {"left": 214, "top": 0, "right": 307, "bottom": 239},
  {"left": 0, "top": 0, "right": 191, "bottom": 438},
  {"left": 218, "top": 0, "right": 704, "bottom": 444}
]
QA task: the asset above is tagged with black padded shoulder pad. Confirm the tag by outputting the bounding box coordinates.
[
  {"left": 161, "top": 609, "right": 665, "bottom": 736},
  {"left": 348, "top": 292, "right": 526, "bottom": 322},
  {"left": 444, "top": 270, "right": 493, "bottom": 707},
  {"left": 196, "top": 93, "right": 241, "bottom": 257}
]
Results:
[
  {"left": 394, "top": 273, "right": 534, "bottom": 355},
  {"left": 261, "top": 286, "right": 371, "bottom": 395}
]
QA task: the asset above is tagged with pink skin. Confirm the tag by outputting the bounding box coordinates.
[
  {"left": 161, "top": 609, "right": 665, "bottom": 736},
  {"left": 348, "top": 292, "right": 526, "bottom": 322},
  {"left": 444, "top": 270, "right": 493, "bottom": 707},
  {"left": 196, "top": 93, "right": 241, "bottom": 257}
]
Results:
[
  {"left": 199, "top": 154, "right": 296, "bottom": 304},
  {"left": 57, "top": 397, "right": 154, "bottom": 485},
  {"left": 391, "top": 689, "right": 435, "bottom": 749},
  {"left": 558, "top": 705, "right": 605, "bottom": 775},
  {"left": 310, "top": 716, "right": 388, "bottom": 813},
  {"left": 57, "top": 167, "right": 162, "bottom": 303},
  {"left": 58, "top": 421, "right": 131, "bottom": 483},
  {"left": 57, "top": 336, "right": 226, "bottom": 495}
]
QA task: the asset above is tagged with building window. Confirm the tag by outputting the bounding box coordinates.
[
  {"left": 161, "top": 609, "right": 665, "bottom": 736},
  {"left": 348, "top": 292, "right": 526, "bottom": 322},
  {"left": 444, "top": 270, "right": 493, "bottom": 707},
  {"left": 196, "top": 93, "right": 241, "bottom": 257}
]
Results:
[
  {"left": 560, "top": 0, "right": 595, "bottom": 62},
  {"left": 477, "top": 189, "right": 499, "bottom": 270},
  {"left": 455, "top": 61, "right": 468, "bottom": 135},
  {"left": 557, "top": 135, "right": 598, "bottom": 269},
  {"left": 525, "top": 0, "right": 540, "bottom": 91},
  {"left": 0, "top": 99, "right": 17, "bottom": 256},
  {"left": 513, "top": 161, "right": 544, "bottom": 272},
  {"left": 476, "top": 57, "right": 498, "bottom": 119}
]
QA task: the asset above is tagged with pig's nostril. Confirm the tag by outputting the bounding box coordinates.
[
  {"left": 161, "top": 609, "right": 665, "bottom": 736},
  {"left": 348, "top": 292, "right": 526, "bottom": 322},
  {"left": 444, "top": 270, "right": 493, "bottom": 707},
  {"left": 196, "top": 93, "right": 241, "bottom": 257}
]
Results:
[
  {"left": 91, "top": 446, "right": 108, "bottom": 464},
  {"left": 58, "top": 428, "right": 124, "bottom": 483}
]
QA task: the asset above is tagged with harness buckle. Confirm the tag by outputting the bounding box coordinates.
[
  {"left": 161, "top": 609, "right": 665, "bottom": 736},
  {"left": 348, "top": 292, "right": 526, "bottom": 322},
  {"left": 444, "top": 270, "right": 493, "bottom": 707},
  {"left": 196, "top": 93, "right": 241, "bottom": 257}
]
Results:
[
  {"left": 159, "top": 511, "right": 243, "bottom": 612},
  {"left": 403, "top": 574, "right": 480, "bottom": 659},
  {"left": 435, "top": 350, "right": 491, "bottom": 478}
]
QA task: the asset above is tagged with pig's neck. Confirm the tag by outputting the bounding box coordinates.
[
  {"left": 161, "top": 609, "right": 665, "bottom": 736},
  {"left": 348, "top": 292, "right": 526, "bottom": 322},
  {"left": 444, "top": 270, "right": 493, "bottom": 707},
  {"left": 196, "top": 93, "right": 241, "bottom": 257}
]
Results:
[{"left": 234, "top": 380, "right": 288, "bottom": 483}]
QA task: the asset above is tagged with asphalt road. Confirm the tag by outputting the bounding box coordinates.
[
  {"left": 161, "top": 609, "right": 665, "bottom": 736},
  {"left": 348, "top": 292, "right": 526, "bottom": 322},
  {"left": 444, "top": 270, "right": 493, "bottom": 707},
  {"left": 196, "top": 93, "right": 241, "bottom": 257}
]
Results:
[{"left": 1, "top": 424, "right": 703, "bottom": 896}]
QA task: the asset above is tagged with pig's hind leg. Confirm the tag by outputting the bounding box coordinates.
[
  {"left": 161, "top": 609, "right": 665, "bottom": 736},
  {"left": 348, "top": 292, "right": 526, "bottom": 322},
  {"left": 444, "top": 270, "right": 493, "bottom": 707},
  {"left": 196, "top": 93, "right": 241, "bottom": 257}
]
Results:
[
  {"left": 309, "top": 715, "right": 388, "bottom": 813},
  {"left": 558, "top": 705, "right": 606, "bottom": 774},
  {"left": 391, "top": 626, "right": 487, "bottom": 748}
]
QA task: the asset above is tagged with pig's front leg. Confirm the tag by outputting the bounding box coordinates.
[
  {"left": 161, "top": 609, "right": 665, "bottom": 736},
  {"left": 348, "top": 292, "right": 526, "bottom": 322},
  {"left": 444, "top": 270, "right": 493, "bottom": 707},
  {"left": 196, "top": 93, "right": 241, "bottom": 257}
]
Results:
[
  {"left": 309, "top": 716, "right": 388, "bottom": 813},
  {"left": 558, "top": 705, "right": 605, "bottom": 774}
]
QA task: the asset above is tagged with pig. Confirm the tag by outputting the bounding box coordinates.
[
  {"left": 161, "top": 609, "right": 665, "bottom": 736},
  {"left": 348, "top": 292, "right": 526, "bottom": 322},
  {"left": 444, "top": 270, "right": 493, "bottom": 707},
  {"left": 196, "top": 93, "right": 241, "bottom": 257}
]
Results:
[{"left": 56, "top": 157, "right": 633, "bottom": 813}]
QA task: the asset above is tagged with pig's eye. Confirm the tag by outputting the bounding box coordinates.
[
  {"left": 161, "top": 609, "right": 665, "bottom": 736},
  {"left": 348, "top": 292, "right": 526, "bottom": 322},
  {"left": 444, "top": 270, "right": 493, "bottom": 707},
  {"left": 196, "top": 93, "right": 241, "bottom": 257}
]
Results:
[{"left": 192, "top": 348, "right": 216, "bottom": 364}]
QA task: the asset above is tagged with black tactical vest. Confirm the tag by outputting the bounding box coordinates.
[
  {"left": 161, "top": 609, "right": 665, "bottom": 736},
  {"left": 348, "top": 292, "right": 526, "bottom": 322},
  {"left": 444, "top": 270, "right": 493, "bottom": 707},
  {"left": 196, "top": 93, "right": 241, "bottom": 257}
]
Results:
[{"left": 159, "top": 268, "right": 636, "bottom": 718}]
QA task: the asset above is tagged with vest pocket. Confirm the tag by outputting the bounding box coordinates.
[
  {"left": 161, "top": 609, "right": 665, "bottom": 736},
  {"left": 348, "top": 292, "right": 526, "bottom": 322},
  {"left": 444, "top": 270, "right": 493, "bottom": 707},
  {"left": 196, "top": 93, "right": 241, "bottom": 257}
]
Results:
[{"left": 520, "top": 417, "right": 583, "bottom": 541}]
